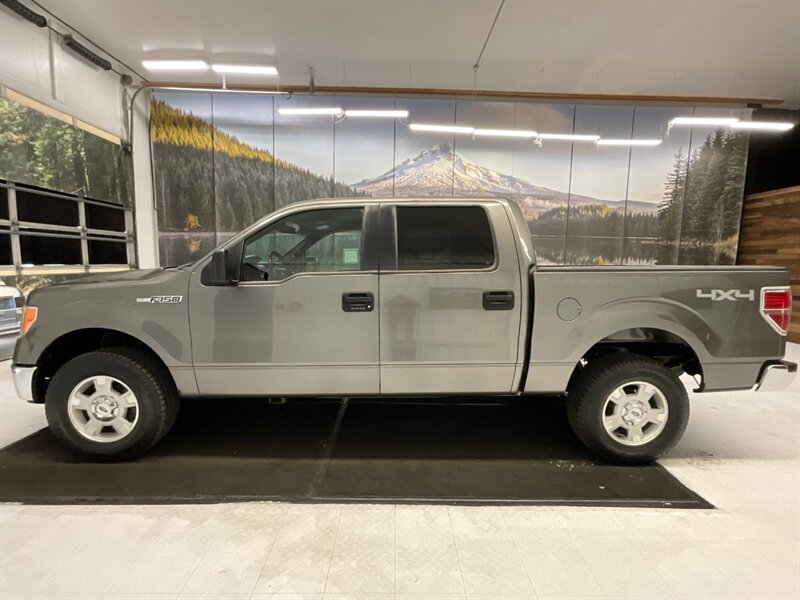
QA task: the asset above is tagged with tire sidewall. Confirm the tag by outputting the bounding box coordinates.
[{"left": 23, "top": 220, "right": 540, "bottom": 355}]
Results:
[
  {"left": 45, "top": 352, "right": 162, "bottom": 457},
  {"left": 571, "top": 357, "right": 690, "bottom": 463}
]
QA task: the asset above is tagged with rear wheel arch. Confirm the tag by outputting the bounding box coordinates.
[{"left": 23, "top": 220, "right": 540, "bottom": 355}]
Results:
[
  {"left": 568, "top": 326, "right": 704, "bottom": 390},
  {"left": 32, "top": 328, "right": 177, "bottom": 404}
]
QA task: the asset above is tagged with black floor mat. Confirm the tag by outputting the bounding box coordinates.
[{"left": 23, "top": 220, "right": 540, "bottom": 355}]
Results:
[{"left": 0, "top": 397, "right": 711, "bottom": 508}]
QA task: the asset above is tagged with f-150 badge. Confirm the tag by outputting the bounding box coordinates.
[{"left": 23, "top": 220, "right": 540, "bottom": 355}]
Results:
[
  {"left": 136, "top": 295, "right": 183, "bottom": 304},
  {"left": 696, "top": 289, "right": 754, "bottom": 301}
]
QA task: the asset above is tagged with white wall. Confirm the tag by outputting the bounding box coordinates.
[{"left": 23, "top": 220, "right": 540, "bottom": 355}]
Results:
[
  {"left": 130, "top": 90, "right": 158, "bottom": 268},
  {"left": 0, "top": 7, "right": 124, "bottom": 137}
]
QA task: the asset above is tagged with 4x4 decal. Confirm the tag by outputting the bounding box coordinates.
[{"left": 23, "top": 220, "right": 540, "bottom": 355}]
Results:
[{"left": 696, "top": 289, "right": 754, "bottom": 301}]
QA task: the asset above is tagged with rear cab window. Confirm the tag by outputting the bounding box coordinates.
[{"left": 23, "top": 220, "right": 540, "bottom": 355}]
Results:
[{"left": 395, "top": 205, "right": 495, "bottom": 270}]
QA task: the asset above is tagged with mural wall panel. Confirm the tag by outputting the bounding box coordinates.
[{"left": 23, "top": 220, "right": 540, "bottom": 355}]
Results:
[{"left": 151, "top": 92, "right": 751, "bottom": 267}]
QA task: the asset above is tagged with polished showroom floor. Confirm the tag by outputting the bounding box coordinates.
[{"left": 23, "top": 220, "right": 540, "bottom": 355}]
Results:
[{"left": 1, "top": 344, "right": 798, "bottom": 600}]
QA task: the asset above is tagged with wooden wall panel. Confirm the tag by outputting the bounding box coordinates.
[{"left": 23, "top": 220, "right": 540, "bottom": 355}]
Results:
[{"left": 737, "top": 185, "right": 800, "bottom": 343}]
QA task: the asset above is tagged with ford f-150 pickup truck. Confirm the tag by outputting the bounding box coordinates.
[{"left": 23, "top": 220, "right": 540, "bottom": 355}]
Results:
[{"left": 11, "top": 198, "right": 797, "bottom": 463}]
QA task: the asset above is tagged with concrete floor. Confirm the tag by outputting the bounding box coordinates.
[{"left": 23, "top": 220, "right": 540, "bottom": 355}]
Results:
[{"left": 0, "top": 344, "right": 798, "bottom": 600}]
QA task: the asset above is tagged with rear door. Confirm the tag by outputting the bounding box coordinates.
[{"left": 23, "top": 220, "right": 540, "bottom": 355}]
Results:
[{"left": 378, "top": 202, "right": 523, "bottom": 394}]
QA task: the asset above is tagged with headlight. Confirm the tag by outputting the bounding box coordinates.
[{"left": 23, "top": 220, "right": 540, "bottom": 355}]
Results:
[{"left": 21, "top": 306, "right": 38, "bottom": 335}]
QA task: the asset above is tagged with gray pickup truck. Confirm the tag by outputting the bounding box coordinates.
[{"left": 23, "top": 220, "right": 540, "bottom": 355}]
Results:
[{"left": 11, "top": 198, "right": 796, "bottom": 463}]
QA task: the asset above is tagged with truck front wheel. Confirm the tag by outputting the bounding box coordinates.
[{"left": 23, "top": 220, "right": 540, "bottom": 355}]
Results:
[
  {"left": 44, "top": 347, "right": 180, "bottom": 460},
  {"left": 566, "top": 354, "right": 689, "bottom": 464}
]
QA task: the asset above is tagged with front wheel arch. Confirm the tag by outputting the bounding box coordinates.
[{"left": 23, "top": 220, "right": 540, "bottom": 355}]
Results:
[{"left": 32, "top": 328, "right": 176, "bottom": 404}]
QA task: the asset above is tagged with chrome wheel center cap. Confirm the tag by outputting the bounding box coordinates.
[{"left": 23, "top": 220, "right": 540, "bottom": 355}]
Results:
[
  {"left": 623, "top": 400, "right": 647, "bottom": 425},
  {"left": 91, "top": 396, "right": 119, "bottom": 421}
]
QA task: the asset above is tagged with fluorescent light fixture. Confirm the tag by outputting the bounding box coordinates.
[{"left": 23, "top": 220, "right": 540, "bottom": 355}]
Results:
[
  {"left": 731, "top": 121, "right": 795, "bottom": 131},
  {"left": 669, "top": 116, "right": 739, "bottom": 127},
  {"left": 537, "top": 133, "right": 600, "bottom": 141},
  {"left": 211, "top": 64, "right": 278, "bottom": 75},
  {"left": 596, "top": 139, "right": 662, "bottom": 146},
  {"left": 344, "top": 109, "right": 409, "bottom": 118},
  {"left": 473, "top": 128, "right": 538, "bottom": 138},
  {"left": 278, "top": 107, "right": 343, "bottom": 116},
  {"left": 157, "top": 86, "right": 286, "bottom": 95},
  {"left": 409, "top": 123, "right": 475, "bottom": 134},
  {"left": 142, "top": 60, "right": 209, "bottom": 71}
]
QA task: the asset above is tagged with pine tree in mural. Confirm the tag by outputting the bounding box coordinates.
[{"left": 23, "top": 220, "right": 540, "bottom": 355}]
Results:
[
  {"left": 150, "top": 99, "right": 365, "bottom": 241},
  {"left": 657, "top": 130, "right": 748, "bottom": 264},
  {"left": 0, "top": 97, "right": 132, "bottom": 206},
  {"left": 658, "top": 149, "right": 687, "bottom": 242}
]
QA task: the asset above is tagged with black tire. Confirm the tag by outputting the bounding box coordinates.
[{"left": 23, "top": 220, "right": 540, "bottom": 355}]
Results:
[
  {"left": 44, "top": 347, "right": 180, "bottom": 460},
  {"left": 566, "top": 353, "right": 689, "bottom": 465}
]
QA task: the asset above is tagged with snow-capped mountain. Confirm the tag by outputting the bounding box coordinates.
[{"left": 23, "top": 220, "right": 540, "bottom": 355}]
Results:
[{"left": 352, "top": 143, "right": 657, "bottom": 215}]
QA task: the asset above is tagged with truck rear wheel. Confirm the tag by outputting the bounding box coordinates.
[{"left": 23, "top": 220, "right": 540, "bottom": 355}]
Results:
[
  {"left": 44, "top": 347, "right": 179, "bottom": 460},
  {"left": 566, "top": 354, "right": 689, "bottom": 464}
]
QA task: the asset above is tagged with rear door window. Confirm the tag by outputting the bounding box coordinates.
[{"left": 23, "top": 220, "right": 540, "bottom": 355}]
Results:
[{"left": 395, "top": 206, "right": 495, "bottom": 270}]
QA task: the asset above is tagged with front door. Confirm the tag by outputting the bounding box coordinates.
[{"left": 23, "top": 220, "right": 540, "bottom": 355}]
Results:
[
  {"left": 189, "top": 204, "right": 380, "bottom": 396},
  {"left": 378, "top": 202, "right": 523, "bottom": 394}
]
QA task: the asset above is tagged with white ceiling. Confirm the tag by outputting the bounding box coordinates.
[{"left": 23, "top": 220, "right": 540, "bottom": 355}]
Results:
[{"left": 35, "top": 0, "right": 800, "bottom": 106}]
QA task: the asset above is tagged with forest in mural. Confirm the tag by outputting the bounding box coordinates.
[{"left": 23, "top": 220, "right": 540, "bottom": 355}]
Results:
[
  {"left": 0, "top": 96, "right": 132, "bottom": 207},
  {"left": 150, "top": 92, "right": 750, "bottom": 266}
]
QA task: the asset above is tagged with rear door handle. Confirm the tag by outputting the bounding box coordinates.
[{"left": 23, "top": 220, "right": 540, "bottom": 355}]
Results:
[
  {"left": 342, "top": 292, "right": 374, "bottom": 312},
  {"left": 483, "top": 290, "right": 515, "bottom": 311}
]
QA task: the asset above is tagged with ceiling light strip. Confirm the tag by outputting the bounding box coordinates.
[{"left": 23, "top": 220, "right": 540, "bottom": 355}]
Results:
[
  {"left": 731, "top": 121, "right": 795, "bottom": 131},
  {"left": 669, "top": 117, "right": 740, "bottom": 127},
  {"left": 344, "top": 110, "right": 409, "bottom": 118},
  {"left": 596, "top": 139, "right": 662, "bottom": 146},
  {"left": 278, "top": 107, "right": 343, "bottom": 116},
  {"left": 211, "top": 64, "right": 278, "bottom": 75},
  {"left": 473, "top": 129, "right": 538, "bottom": 138},
  {"left": 537, "top": 133, "right": 600, "bottom": 141},
  {"left": 409, "top": 123, "right": 475, "bottom": 134}
]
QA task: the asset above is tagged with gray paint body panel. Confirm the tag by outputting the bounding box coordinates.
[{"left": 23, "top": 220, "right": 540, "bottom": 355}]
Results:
[
  {"left": 526, "top": 266, "right": 787, "bottom": 392},
  {"left": 12, "top": 197, "right": 791, "bottom": 398}
]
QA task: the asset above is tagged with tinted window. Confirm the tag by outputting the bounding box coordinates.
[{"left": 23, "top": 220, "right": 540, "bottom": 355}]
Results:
[
  {"left": 241, "top": 208, "right": 364, "bottom": 282},
  {"left": 396, "top": 206, "right": 495, "bottom": 270},
  {"left": 19, "top": 233, "right": 82, "bottom": 265}
]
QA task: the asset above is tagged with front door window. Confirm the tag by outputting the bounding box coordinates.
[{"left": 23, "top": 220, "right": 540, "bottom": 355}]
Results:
[{"left": 240, "top": 207, "right": 364, "bottom": 282}]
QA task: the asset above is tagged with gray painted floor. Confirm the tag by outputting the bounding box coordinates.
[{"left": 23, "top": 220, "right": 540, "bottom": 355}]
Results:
[{"left": 0, "top": 344, "right": 798, "bottom": 599}]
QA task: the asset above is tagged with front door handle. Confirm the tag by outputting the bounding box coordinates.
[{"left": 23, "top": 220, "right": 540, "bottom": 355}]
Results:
[
  {"left": 483, "top": 290, "right": 515, "bottom": 311},
  {"left": 342, "top": 292, "right": 374, "bottom": 312}
]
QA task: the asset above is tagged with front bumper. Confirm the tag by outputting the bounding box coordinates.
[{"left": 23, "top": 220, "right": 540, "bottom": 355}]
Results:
[
  {"left": 754, "top": 360, "right": 797, "bottom": 392},
  {"left": 11, "top": 365, "right": 37, "bottom": 402}
]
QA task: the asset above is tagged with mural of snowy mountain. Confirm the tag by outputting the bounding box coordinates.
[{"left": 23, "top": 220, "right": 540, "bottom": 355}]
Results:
[{"left": 352, "top": 143, "right": 657, "bottom": 215}]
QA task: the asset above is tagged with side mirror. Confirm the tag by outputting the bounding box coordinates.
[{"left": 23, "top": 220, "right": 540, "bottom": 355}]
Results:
[{"left": 201, "top": 248, "right": 239, "bottom": 286}]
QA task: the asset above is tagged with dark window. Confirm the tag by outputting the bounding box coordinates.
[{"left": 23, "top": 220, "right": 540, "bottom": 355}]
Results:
[
  {"left": 0, "top": 233, "right": 11, "bottom": 265},
  {"left": 0, "top": 188, "right": 8, "bottom": 220},
  {"left": 19, "top": 234, "right": 82, "bottom": 265},
  {"left": 396, "top": 206, "right": 495, "bottom": 270},
  {"left": 86, "top": 203, "right": 126, "bottom": 231},
  {"left": 88, "top": 240, "right": 127, "bottom": 264},
  {"left": 15, "top": 189, "right": 79, "bottom": 227}
]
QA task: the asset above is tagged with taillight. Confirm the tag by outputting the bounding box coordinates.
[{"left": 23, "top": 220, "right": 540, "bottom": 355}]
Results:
[
  {"left": 21, "top": 306, "right": 38, "bottom": 336},
  {"left": 760, "top": 287, "right": 792, "bottom": 335}
]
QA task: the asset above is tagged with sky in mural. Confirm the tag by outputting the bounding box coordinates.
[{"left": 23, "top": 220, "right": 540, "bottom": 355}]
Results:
[{"left": 188, "top": 94, "right": 747, "bottom": 209}]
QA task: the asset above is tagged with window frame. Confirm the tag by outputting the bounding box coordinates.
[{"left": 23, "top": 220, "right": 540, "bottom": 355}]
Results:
[
  {"left": 236, "top": 204, "right": 379, "bottom": 286},
  {"left": 381, "top": 202, "right": 499, "bottom": 274}
]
